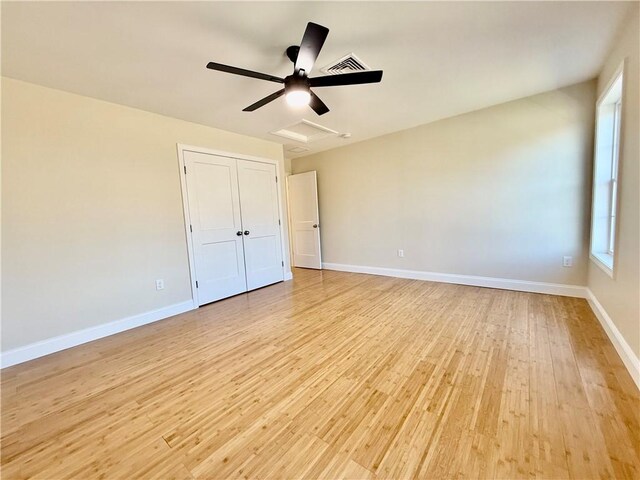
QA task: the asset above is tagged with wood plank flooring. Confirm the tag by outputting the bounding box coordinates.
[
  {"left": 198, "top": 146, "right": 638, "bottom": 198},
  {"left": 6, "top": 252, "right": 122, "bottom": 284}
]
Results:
[{"left": 1, "top": 268, "right": 639, "bottom": 479}]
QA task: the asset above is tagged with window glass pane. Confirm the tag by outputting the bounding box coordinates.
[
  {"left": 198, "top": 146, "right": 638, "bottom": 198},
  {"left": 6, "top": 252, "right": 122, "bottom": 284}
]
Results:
[
  {"left": 608, "top": 179, "right": 618, "bottom": 254},
  {"left": 612, "top": 101, "right": 621, "bottom": 180}
]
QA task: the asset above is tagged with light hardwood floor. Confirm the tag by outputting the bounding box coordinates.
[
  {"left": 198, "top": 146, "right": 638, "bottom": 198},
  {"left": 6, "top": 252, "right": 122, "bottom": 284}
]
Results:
[{"left": 1, "top": 268, "right": 639, "bottom": 479}]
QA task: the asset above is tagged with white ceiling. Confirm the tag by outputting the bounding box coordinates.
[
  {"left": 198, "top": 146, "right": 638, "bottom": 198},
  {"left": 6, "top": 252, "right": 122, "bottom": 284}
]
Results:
[{"left": 2, "top": 1, "right": 633, "bottom": 158}]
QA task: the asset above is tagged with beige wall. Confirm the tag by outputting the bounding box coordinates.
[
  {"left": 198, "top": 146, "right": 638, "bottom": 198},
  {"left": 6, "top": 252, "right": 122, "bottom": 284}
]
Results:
[
  {"left": 1, "top": 77, "right": 290, "bottom": 351},
  {"left": 588, "top": 7, "right": 640, "bottom": 359},
  {"left": 292, "top": 81, "right": 596, "bottom": 286}
]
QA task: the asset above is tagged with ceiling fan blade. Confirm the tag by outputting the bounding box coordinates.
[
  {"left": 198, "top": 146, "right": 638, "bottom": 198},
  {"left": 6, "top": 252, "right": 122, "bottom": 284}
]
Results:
[
  {"left": 309, "top": 70, "right": 383, "bottom": 87},
  {"left": 294, "top": 22, "right": 329, "bottom": 75},
  {"left": 207, "top": 62, "right": 284, "bottom": 84},
  {"left": 309, "top": 91, "right": 330, "bottom": 116},
  {"left": 242, "top": 89, "right": 285, "bottom": 112}
]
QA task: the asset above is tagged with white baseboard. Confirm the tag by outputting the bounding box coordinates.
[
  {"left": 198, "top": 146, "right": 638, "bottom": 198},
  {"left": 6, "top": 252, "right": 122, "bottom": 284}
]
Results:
[
  {"left": 322, "top": 262, "right": 588, "bottom": 298},
  {"left": 586, "top": 289, "right": 640, "bottom": 390},
  {"left": 284, "top": 271, "right": 293, "bottom": 281},
  {"left": 1, "top": 300, "right": 196, "bottom": 368}
]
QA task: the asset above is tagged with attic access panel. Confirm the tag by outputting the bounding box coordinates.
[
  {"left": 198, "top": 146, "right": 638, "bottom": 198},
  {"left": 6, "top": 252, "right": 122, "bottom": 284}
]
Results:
[{"left": 270, "top": 119, "right": 339, "bottom": 143}]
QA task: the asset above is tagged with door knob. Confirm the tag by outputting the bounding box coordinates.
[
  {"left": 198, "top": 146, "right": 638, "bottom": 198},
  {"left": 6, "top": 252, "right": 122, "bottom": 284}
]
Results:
[
  {"left": 244, "top": 230, "right": 250, "bottom": 236},
  {"left": 236, "top": 231, "right": 243, "bottom": 236},
  {"left": 313, "top": 224, "right": 318, "bottom": 228}
]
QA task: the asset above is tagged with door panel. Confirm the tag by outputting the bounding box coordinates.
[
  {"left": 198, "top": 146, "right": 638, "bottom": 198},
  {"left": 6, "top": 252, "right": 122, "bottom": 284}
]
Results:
[
  {"left": 288, "top": 171, "right": 322, "bottom": 269},
  {"left": 294, "top": 230, "right": 318, "bottom": 256},
  {"left": 237, "top": 159, "right": 284, "bottom": 290},
  {"left": 184, "top": 151, "right": 247, "bottom": 305},
  {"left": 200, "top": 241, "right": 241, "bottom": 280},
  {"left": 194, "top": 163, "right": 236, "bottom": 229}
]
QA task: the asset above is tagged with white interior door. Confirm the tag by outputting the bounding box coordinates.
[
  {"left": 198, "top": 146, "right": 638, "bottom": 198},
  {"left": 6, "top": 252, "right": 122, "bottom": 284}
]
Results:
[
  {"left": 237, "top": 159, "right": 284, "bottom": 290},
  {"left": 288, "top": 171, "right": 322, "bottom": 269},
  {"left": 184, "top": 151, "right": 247, "bottom": 305}
]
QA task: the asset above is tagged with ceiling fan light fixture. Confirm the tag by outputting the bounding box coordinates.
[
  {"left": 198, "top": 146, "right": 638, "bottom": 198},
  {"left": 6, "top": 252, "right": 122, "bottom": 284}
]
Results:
[
  {"left": 285, "top": 89, "right": 311, "bottom": 107},
  {"left": 284, "top": 75, "right": 311, "bottom": 107}
]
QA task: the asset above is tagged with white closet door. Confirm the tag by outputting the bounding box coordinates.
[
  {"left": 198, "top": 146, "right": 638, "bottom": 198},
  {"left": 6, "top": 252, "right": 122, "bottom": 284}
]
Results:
[
  {"left": 184, "top": 151, "right": 247, "bottom": 305},
  {"left": 237, "top": 159, "right": 284, "bottom": 290},
  {"left": 287, "top": 171, "right": 322, "bottom": 269}
]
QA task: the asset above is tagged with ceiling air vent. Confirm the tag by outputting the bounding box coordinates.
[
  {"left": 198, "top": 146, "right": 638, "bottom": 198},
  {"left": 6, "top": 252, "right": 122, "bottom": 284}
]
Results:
[{"left": 320, "top": 53, "right": 370, "bottom": 75}]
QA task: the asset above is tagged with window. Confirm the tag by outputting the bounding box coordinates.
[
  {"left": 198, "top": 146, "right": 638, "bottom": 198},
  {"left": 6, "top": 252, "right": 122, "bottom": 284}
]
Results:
[{"left": 591, "top": 66, "right": 624, "bottom": 276}]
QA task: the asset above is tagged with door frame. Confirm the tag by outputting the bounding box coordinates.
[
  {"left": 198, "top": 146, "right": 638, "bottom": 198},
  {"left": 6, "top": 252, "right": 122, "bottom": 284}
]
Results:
[{"left": 176, "top": 143, "right": 289, "bottom": 307}]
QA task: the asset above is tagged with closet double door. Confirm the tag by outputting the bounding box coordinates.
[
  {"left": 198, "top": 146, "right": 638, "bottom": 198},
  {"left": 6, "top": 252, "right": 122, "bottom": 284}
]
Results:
[{"left": 184, "top": 150, "right": 284, "bottom": 306}]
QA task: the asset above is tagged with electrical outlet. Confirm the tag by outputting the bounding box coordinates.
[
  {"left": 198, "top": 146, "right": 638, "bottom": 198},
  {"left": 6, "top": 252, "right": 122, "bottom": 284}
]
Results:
[
  {"left": 156, "top": 279, "right": 164, "bottom": 290},
  {"left": 398, "top": 249, "right": 404, "bottom": 258},
  {"left": 562, "top": 256, "right": 573, "bottom": 267}
]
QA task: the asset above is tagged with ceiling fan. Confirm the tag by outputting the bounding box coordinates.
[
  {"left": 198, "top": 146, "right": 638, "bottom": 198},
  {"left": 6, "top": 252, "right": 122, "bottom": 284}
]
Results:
[{"left": 206, "top": 22, "right": 383, "bottom": 116}]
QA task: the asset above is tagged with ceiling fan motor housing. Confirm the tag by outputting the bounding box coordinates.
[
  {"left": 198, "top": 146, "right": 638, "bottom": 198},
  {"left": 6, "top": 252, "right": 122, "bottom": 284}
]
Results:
[{"left": 284, "top": 74, "right": 310, "bottom": 95}]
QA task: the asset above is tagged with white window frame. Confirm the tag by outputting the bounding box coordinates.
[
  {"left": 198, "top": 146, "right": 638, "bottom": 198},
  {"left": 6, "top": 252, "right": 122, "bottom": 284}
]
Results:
[{"left": 590, "top": 62, "right": 624, "bottom": 277}]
